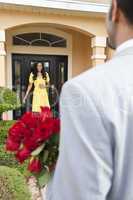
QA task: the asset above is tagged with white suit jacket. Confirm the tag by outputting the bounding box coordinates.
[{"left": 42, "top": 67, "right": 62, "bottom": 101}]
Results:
[{"left": 46, "top": 40, "right": 133, "bottom": 200}]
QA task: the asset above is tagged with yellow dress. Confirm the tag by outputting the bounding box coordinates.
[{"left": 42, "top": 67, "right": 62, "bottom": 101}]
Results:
[{"left": 29, "top": 72, "right": 50, "bottom": 112}]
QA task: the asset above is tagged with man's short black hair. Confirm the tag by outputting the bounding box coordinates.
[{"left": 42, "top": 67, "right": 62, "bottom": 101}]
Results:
[{"left": 117, "top": 0, "right": 133, "bottom": 24}]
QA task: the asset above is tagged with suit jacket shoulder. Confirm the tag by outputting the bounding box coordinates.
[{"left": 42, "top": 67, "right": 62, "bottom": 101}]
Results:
[{"left": 63, "top": 56, "right": 131, "bottom": 126}]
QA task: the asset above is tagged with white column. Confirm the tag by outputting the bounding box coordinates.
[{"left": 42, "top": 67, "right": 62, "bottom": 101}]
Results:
[
  {"left": 0, "top": 30, "right": 6, "bottom": 87},
  {"left": 0, "top": 30, "right": 9, "bottom": 120},
  {"left": 91, "top": 36, "right": 107, "bottom": 67}
]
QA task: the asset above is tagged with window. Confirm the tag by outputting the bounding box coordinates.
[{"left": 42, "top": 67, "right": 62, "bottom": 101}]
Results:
[{"left": 13, "top": 33, "right": 67, "bottom": 48}]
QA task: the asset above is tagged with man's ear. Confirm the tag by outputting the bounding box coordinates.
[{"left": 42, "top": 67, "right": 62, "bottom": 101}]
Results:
[{"left": 112, "top": 0, "right": 119, "bottom": 22}]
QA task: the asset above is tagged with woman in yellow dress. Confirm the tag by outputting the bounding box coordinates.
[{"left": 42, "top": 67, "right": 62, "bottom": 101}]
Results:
[{"left": 23, "top": 62, "right": 50, "bottom": 112}]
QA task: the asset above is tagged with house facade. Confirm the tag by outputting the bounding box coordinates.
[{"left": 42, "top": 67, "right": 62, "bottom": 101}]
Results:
[{"left": 0, "top": 0, "right": 111, "bottom": 118}]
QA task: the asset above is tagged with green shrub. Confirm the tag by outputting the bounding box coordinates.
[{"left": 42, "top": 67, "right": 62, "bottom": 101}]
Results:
[
  {"left": 0, "top": 120, "right": 15, "bottom": 143},
  {"left": 0, "top": 87, "right": 21, "bottom": 114},
  {"left": 0, "top": 166, "right": 31, "bottom": 200},
  {"left": 0, "top": 144, "right": 29, "bottom": 176},
  {"left": 0, "top": 121, "right": 29, "bottom": 176}
]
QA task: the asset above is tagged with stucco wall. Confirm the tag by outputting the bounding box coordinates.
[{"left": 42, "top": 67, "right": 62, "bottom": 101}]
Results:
[
  {"left": 59, "top": 27, "right": 92, "bottom": 76},
  {"left": 72, "top": 31, "right": 92, "bottom": 76},
  {"left": 0, "top": 9, "right": 107, "bottom": 37}
]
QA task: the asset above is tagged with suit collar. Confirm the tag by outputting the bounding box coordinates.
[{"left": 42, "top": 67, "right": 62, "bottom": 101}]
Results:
[
  {"left": 116, "top": 39, "right": 133, "bottom": 54},
  {"left": 114, "top": 39, "right": 133, "bottom": 57}
]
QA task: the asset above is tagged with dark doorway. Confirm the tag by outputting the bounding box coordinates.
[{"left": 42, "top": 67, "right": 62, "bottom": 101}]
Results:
[{"left": 12, "top": 54, "right": 68, "bottom": 119}]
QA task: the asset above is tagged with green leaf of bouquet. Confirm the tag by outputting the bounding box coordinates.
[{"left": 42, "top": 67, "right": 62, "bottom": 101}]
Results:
[
  {"left": 37, "top": 169, "right": 51, "bottom": 188},
  {"left": 31, "top": 143, "right": 45, "bottom": 156},
  {"left": 50, "top": 134, "right": 59, "bottom": 144},
  {"left": 43, "top": 150, "right": 49, "bottom": 163}
]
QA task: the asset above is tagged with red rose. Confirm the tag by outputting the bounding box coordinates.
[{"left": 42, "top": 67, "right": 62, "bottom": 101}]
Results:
[
  {"left": 16, "top": 147, "right": 31, "bottom": 163},
  {"left": 40, "top": 119, "right": 53, "bottom": 132},
  {"left": 9, "top": 121, "right": 25, "bottom": 142},
  {"left": 40, "top": 107, "right": 53, "bottom": 121},
  {"left": 24, "top": 128, "right": 45, "bottom": 151},
  {"left": 28, "top": 158, "right": 42, "bottom": 173},
  {"left": 21, "top": 112, "right": 40, "bottom": 129},
  {"left": 53, "top": 118, "right": 60, "bottom": 133},
  {"left": 6, "top": 137, "right": 20, "bottom": 152},
  {"left": 23, "top": 128, "right": 33, "bottom": 141},
  {"left": 24, "top": 138, "right": 41, "bottom": 152},
  {"left": 35, "top": 126, "right": 52, "bottom": 141}
]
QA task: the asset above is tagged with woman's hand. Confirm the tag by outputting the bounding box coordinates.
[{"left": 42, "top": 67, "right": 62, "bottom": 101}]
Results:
[
  {"left": 23, "top": 96, "right": 27, "bottom": 104},
  {"left": 23, "top": 83, "right": 33, "bottom": 104}
]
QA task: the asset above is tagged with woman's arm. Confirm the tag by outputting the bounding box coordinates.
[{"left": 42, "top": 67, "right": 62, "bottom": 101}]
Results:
[
  {"left": 23, "top": 72, "right": 34, "bottom": 103},
  {"left": 23, "top": 83, "right": 33, "bottom": 103}
]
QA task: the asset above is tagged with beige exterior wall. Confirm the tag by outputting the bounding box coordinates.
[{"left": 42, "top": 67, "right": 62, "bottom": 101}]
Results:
[
  {"left": 0, "top": 9, "right": 107, "bottom": 36},
  {"left": 61, "top": 28, "right": 92, "bottom": 76},
  {"left": 72, "top": 32, "right": 92, "bottom": 76}
]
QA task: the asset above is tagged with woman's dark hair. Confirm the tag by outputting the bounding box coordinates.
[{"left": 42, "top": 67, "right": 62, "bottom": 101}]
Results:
[
  {"left": 31, "top": 62, "right": 46, "bottom": 80},
  {"left": 117, "top": 0, "right": 133, "bottom": 24}
]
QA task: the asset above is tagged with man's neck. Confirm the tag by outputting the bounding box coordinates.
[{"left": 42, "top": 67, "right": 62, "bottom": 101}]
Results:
[{"left": 116, "top": 28, "right": 133, "bottom": 48}]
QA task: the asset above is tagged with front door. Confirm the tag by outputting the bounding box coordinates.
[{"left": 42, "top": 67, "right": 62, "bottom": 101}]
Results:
[{"left": 12, "top": 54, "right": 68, "bottom": 119}]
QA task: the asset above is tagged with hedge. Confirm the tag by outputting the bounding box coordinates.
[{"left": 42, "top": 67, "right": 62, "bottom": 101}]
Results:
[
  {"left": 0, "top": 166, "right": 31, "bottom": 200},
  {"left": 0, "top": 121, "right": 16, "bottom": 143},
  {"left": 0, "top": 120, "right": 29, "bottom": 176}
]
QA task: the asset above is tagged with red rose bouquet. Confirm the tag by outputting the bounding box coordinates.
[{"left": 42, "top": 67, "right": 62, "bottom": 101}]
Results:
[{"left": 6, "top": 107, "right": 60, "bottom": 187}]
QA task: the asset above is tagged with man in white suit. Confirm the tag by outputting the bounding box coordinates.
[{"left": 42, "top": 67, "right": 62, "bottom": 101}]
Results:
[{"left": 46, "top": 0, "right": 133, "bottom": 199}]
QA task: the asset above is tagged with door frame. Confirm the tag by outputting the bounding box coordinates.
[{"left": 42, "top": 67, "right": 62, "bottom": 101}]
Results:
[
  {"left": 12, "top": 53, "right": 68, "bottom": 88},
  {"left": 6, "top": 26, "right": 72, "bottom": 89}
]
